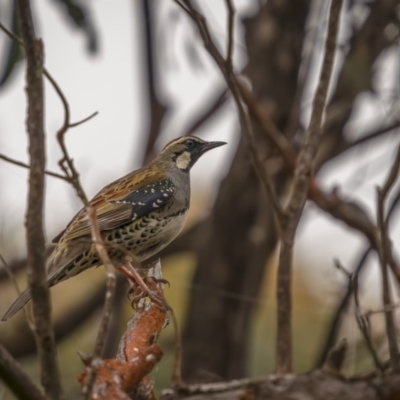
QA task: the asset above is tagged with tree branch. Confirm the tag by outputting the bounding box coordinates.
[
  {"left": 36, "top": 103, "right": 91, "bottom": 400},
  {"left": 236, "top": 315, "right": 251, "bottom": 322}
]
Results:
[
  {"left": 16, "top": 0, "right": 63, "bottom": 398},
  {"left": 0, "top": 20, "right": 92, "bottom": 204},
  {"left": 81, "top": 206, "right": 117, "bottom": 399},
  {"left": 140, "top": 0, "right": 168, "bottom": 164},
  {"left": 0, "top": 153, "right": 70, "bottom": 181},
  {"left": 78, "top": 261, "right": 168, "bottom": 399},
  {"left": 275, "top": 0, "right": 343, "bottom": 373},
  {"left": 376, "top": 144, "right": 400, "bottom": 367}
]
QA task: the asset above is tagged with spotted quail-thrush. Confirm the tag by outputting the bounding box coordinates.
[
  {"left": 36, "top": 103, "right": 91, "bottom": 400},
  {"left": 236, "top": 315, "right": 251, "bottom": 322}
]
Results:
[{"left": 2, "top": 136, "right": 226, "bottom": 321}]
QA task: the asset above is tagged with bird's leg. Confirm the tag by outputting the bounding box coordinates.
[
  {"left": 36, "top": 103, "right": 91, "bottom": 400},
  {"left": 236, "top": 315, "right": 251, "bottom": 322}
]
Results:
[{"left": 116, "top": 262, "right": 168, "bottom": 309}]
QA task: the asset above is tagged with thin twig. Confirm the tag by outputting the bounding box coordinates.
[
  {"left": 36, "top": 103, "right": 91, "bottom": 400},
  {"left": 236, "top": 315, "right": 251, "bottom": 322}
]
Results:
[
  {"left": 275, "top": 0, "right": 344, "bottom": 373},
  {"left": 316, "top": 247, "right": 372, "bottom": 367},
  {"left": 333, "top": 259, "right": 384, "bottom": 371},
  {"left": 345, "top": 121, "right": 400, "bottom": 153},
  {"left": 69, "top": 111, "right": 99, "bottom": 128},
  {"left": 81, "top": 206, "right": 117, "bottom": 399},
  {"left": 0, "top": 154, "right": 70, "bottom": 181},
  {"left": 353, "top": 276, "right": 385, "bottom": 371},
  {"left": 16, "top": 0, "right": 63, "bottom": 398},
  {"left": 376, "top": 144, "right": 400, "bottom": 368},
  {"left": 0, "top": 20, "right": 91, "bottom": 204}
]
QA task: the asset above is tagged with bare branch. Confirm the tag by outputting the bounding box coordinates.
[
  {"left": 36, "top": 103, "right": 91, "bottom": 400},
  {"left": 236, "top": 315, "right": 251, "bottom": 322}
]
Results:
[
  {"left": 0, "top": 153, "right": 70, "bottom": 181},
  {"left": 0, "top": 344, "right": 45, "bottom": 400},
  {"left": 81, "top": 206, "right": 117, "bottom": 399},
  {"left": 15, "top": 0, "right": 63, "bottom": 397},
  {"left": 275, "top": 0, "right": 344, "bottom": 373},
  {"left": 69, "top": 111, "right": 99, "bottom": 128},
  {"left": 376, "top": 144, "right": 400, "bottom": 367},
  {"left": 0, "top": 20, "right": 91, "bottom": 204},
  {"left": 78, "top": 261, "right": 168, "bottom": 399},
  {"left": 140, "top": 0, "right": 168, "bottom": 164}
]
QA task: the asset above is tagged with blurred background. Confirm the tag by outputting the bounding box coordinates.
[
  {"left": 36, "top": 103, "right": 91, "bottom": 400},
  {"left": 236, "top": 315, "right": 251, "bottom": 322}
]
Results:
[{"left": 1, "top": 0, "right": 400, "bottom": 398}]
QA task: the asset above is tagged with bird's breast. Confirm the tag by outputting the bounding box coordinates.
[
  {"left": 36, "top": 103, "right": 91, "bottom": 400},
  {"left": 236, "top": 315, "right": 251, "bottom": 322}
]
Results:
[{"left": 104, "top": 204, "right": 188, "bottom": 263}]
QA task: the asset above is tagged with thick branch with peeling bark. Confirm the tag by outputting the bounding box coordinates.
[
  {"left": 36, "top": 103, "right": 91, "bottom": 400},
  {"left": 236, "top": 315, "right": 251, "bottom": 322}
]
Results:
[{"left": 78, "top": 262, "right": 168, "bottom": 400}]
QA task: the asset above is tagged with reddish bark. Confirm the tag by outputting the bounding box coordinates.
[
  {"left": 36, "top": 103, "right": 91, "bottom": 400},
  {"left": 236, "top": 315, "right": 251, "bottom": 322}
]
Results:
[{"left": 79, "top": 286, "right": 168, "bottom": 400}]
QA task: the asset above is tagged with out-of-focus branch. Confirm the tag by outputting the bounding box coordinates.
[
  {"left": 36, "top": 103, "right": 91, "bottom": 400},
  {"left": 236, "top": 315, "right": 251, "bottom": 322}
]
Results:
[
  {"left": 275, "top": 0, "right": 343, "bottom": 374},
  {"left": 160, "top": 370, "right": 400, "bottom": 400},
  {"left": 81, "top": 206, "right": 117, "bottom": 399},
  {"left": 15, "top": 0, "right": 63, "bottom": 398},
  {"left": 140, "top": 0, "right": 168, "bottom": 164},
  {"left": 224, "top": 0, "right": 234, "bottom": 71},
  {"left": 0, "top": 344, "right": 45, "bottom": 400},
  {"left": 237, "top": 81, "right": 296, "bottom": 167},
  {"left": 376, "top": 145, "right": 400, "bottom": 368}
]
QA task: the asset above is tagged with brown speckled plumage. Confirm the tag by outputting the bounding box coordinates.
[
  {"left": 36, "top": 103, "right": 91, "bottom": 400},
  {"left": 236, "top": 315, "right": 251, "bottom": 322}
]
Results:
[{"left": 2, "top": 136, "right": 226, "bottom": 321}]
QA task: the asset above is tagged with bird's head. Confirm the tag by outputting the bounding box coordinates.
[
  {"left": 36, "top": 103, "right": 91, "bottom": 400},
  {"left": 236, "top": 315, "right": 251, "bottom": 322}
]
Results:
[{"left": 157, "top": 136, "right": 226, "bottom": 171}]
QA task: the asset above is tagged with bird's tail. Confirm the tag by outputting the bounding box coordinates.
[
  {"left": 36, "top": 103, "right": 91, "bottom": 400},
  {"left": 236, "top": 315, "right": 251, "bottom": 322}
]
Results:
[{"left": 1, "top": 288, "right": 32, "bottom": 321}]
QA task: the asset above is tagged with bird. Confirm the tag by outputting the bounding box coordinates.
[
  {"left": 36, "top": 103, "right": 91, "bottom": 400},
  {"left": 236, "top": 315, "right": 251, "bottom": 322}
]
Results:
[{"left": 2, "top": 135, "right": 226, "bottom": 321}]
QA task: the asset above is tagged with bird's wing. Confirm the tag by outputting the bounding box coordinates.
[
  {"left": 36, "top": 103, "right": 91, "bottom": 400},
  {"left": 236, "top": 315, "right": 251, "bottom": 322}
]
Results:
[{"left": 52, "top": 170, "right": 175, "bottom": 243}]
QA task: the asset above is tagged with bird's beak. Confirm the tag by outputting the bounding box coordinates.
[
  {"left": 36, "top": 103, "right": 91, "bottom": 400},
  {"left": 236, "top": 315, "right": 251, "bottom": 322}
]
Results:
[{"left": 201, "top": 141, "right": 227, "bottom": 153}]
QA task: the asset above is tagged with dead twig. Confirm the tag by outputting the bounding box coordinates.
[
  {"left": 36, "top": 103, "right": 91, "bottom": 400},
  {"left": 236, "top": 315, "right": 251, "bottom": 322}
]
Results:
[
  {"left": 376, "top": 144, "right": 400, "bottom": 368},
  {"left": 16, "top": 0, "right": 63, "bottom": 398},
  {"left": 0, "top": 153, "right": 70, "bottom": 181}
]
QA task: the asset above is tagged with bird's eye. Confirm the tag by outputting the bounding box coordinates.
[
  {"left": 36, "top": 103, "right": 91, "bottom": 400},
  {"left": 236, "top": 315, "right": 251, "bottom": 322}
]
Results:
[{"left": 185, "top": 139, "right": 195, "bottom": 148}]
